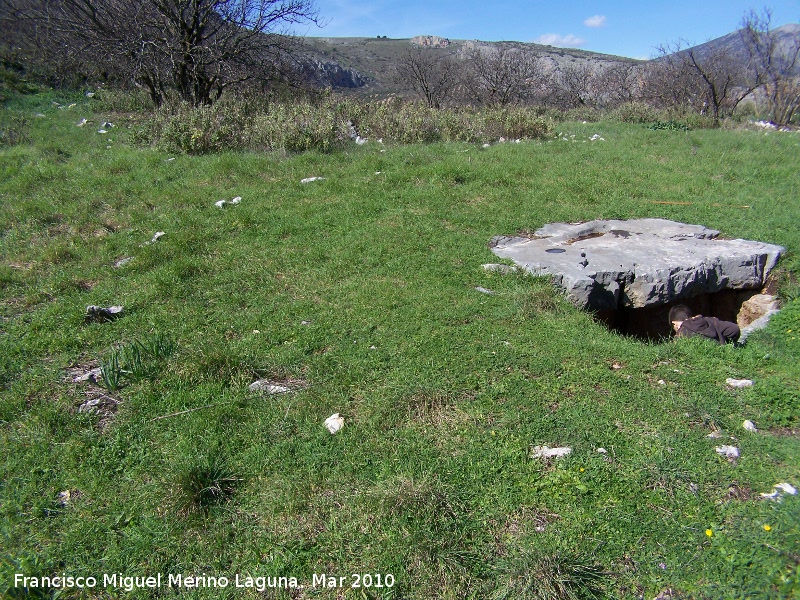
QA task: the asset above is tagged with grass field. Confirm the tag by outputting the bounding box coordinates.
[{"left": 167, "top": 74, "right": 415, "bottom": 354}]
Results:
[{"left": 1, "top": 92, "right": 800, "bottom": 599}]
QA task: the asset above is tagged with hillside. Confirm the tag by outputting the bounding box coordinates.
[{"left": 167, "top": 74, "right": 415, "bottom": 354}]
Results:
[
  {"left": 299, "top": 25, "right": 800, "bottom": 98},
  {"left": 299, "top": 35, "right": 640, "bottom": 96}
]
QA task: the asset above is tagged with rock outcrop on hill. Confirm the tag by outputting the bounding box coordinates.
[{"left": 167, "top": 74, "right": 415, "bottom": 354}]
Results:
[{"left": 410, "top": 35, "right": 451, "bottom": 48}]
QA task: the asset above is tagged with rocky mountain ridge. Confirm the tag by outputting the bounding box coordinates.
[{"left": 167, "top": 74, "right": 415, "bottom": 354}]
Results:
[{"left": 300, "top": 24, "right": 799, "bottom": 97}]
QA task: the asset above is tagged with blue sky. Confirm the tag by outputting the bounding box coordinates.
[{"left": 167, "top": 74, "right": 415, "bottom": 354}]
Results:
[{"left": 298, "top": 0, "right": 800, "bottom": 59}]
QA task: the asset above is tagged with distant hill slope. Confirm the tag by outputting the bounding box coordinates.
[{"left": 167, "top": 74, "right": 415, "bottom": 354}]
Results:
[
  {"left": 680, "top": 23, "right": 800, "bottom": 65},
  {"left": 299, "top": 36, "right": 640, "bottom": 96},
  {"left": 299, "top": 25, "right": 800, "bottom": 97}
]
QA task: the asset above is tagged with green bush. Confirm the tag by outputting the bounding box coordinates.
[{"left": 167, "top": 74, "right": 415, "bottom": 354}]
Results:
[
  {"left": 610, "top": 102, "right": 659, "bottom": 124},
  {"left": 135, "top": 95, "right": 554, "bottom": 154},
  {"left": 91, "top": 87, "right": 153, "bottom": 113},
  {"left": 0, "top": 112, "right": 30, "bottom": 147},
  {"left": 647, "top": 120, "right": 691, "bottom": 132}
]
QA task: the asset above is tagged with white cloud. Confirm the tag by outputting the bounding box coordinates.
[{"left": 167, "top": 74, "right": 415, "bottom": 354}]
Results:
[
  {"left": 583, "top": 15, "right": 607, "bottom": 28},
  {"left": 533, "top": 33, "right": 586, "bottom": 48}
]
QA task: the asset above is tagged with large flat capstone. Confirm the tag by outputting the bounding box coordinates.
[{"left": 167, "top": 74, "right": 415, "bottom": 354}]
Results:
[{"left": 490, "top": 219, "right": 784, "bottom": 310}]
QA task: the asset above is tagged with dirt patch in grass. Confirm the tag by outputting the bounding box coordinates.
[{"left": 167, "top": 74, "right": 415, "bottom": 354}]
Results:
[{"left": 66, "top": 360, "right": 120, "bottom": 431}]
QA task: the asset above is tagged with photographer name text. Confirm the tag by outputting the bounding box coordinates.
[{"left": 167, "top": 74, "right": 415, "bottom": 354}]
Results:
[{"left": 14, "top": 572, "right": 395, "bottom": 592}]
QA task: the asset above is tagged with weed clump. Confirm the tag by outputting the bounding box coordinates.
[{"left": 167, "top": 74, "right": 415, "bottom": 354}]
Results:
[
  {"left": 173, "top": 454, "right": 239, "bottom": 515},
  {"left": 98, "top": 333, "right": 176, "bottom": 391},
  {"left": 491, "top": 550, "right": 609, "bottom": 600}
]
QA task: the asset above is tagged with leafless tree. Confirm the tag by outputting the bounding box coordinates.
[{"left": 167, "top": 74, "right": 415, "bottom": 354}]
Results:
[
  {"left": 646, "top": 40, "right": 755, "bottom": 122},
  {"left": 548, "top": 61, "right": 598, "bottom": 109},
  {"left": 2, "top": 0, "right": 319, "bottom": 106},
  {"left": 394, "top": 46, "right": 459, "bottom": 108},
  {"left": 741, "top": 8, "right": 800, "bottom": 125},
  {"left": 463, "top": 45, "right": 546, "bottom": 106},
  {"left": 594, "top": 62, "right": 642, "bottom": 108}
]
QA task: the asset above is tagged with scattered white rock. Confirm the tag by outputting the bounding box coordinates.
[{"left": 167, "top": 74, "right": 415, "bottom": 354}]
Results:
[
  {"left": 482, "top": 143, "right": 491, "bottom": 148},
  {"left": 142, "top": 231, "right": 166, "bottom": 246},
  {"left": 726, "top": 378, "right": 754, "bottom": 388},
  {"left": 67, "top": 103, "right": 76, "bottom": 109},
  {"left": 76, "top": 118, "right": 87, "bottom": 127},
  {"left": 72, "top": 367, "right": 102, "bottom": 383},
  {"left": 301, "top": 177, "right": 326, "bottom": 184},
  {"left": 324, "top": 413, "right": 345, "bottom": 434},
  {"left": 248, "top": 380, "right": 292, "bottom": 394},
  {"left": 590, "top": 134, "right": 605, "bottom": 141},
  {"left": 301, "top": 320, "right": 312, "bottom": 326},
  {"left": 475, "top": 286, "right": 495, "bottom": 295},
  {"left": 215, "top": 200, "right": 228, "bottom": 208},
  {"left": 355, "top": 136, "right": 367, "bottom": 145},
  {"left": 531, "top": 445, "right": 572, "bottom": 459},
  {"left": 743, "top": 420, "right": 758, "bottom": 432},
  {"left": 35, "top": 113, "right": 46, "bottom": 118},
  {"left": 102, "top": 121, "right": 114, "bottom": 128},
  {"left": 760, "top": 482, "right": 798, "bottom": 501},
  {"left": 657, "top": 379, "right": 666, "bottom": 386},
  {"left": 84, "top": 305, "right": 124, "bottom": 323},
  {"left": 596, "top": 447, "right": 608, "bottom": 454},
  {"left": 752, "top": 120, "right": 778, "bottom": 130},
  {"left": 85, "top": 92, "right": 95, "bottom": 98},
  {"left": 706, "top": 430, "right": 724, "bottom": 439},
  {"left": 58, "top": 490, "right": 73, "bottom": 506},
  {"left": 166, "top": 157, "right": 176, "bottom": 162},
  {"left": 230, "top": 196, "right": 241, "bottom": 204},
  {"left": 715, "top": 445, "right": 740, "bottom": 460},
  {"left": 78, "top": 398, "right": 102, "bottom": 413}
]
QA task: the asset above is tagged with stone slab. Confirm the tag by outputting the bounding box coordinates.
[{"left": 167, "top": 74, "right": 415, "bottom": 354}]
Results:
[{"left": 490, "top": 219, "right": 784, "bottom": 310}]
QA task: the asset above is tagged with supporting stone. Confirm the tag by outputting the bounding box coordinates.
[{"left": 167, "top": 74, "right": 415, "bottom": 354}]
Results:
[{"left": 490, "top": 219, "right": 785, "bottom": 340}]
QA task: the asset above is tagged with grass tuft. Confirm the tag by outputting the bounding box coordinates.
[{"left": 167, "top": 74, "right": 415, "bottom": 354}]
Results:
[
  {"left": 173, "top": 454, "right": 239, "bottom": 515},
  {"left": 491, "top": 550, "right": 610, "bottom": 600}
]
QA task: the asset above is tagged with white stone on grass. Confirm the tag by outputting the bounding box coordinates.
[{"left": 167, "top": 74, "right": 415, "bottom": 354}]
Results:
[
  {"left": 72, "top": 367, "right": 102, "bottom": 383},
  {"left": 113, "top": 257, "right": 134, "bottom": 268},
  {"left": 147, "top": 231, "right": 165, "bottom": 244},
  {"left": 743, "top": 420, "right": 758, "bottom": 432},
  {"left": 84, "top": 305, "right": 124, "bottom": 323},
  {"left": 726, "top": 378, "right": 754, "bottom": 388},
  {"left": 760, "top": 482, "right": 798, "bottom": 501},
  {"left": 301, "top": 177, "right": 326, "bottom": 184},
  {"left": 248, "top": 380, "right": 292, "bottom": 394},
  {"left": 715, "top": 445, "right": 739, "bottom": 460},
  {"left": 531, "top": 445, "right": 572, "bottom": 459},
  {"left": 324, "top": 413, "right": 345, "bottom": 434}
]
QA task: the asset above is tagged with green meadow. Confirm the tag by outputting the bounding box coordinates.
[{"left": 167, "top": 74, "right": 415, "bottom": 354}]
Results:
[{"left": 1, "top": 92, "right": 800, "bottom": 599}]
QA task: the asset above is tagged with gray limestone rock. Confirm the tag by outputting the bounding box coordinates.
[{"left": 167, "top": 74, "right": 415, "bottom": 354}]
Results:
[
  {"left": 490, "top": 219, "right": 784, "bottom": 310},
  {"left": 84, "top": 305, "right": 124, "bottom": 323}
]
